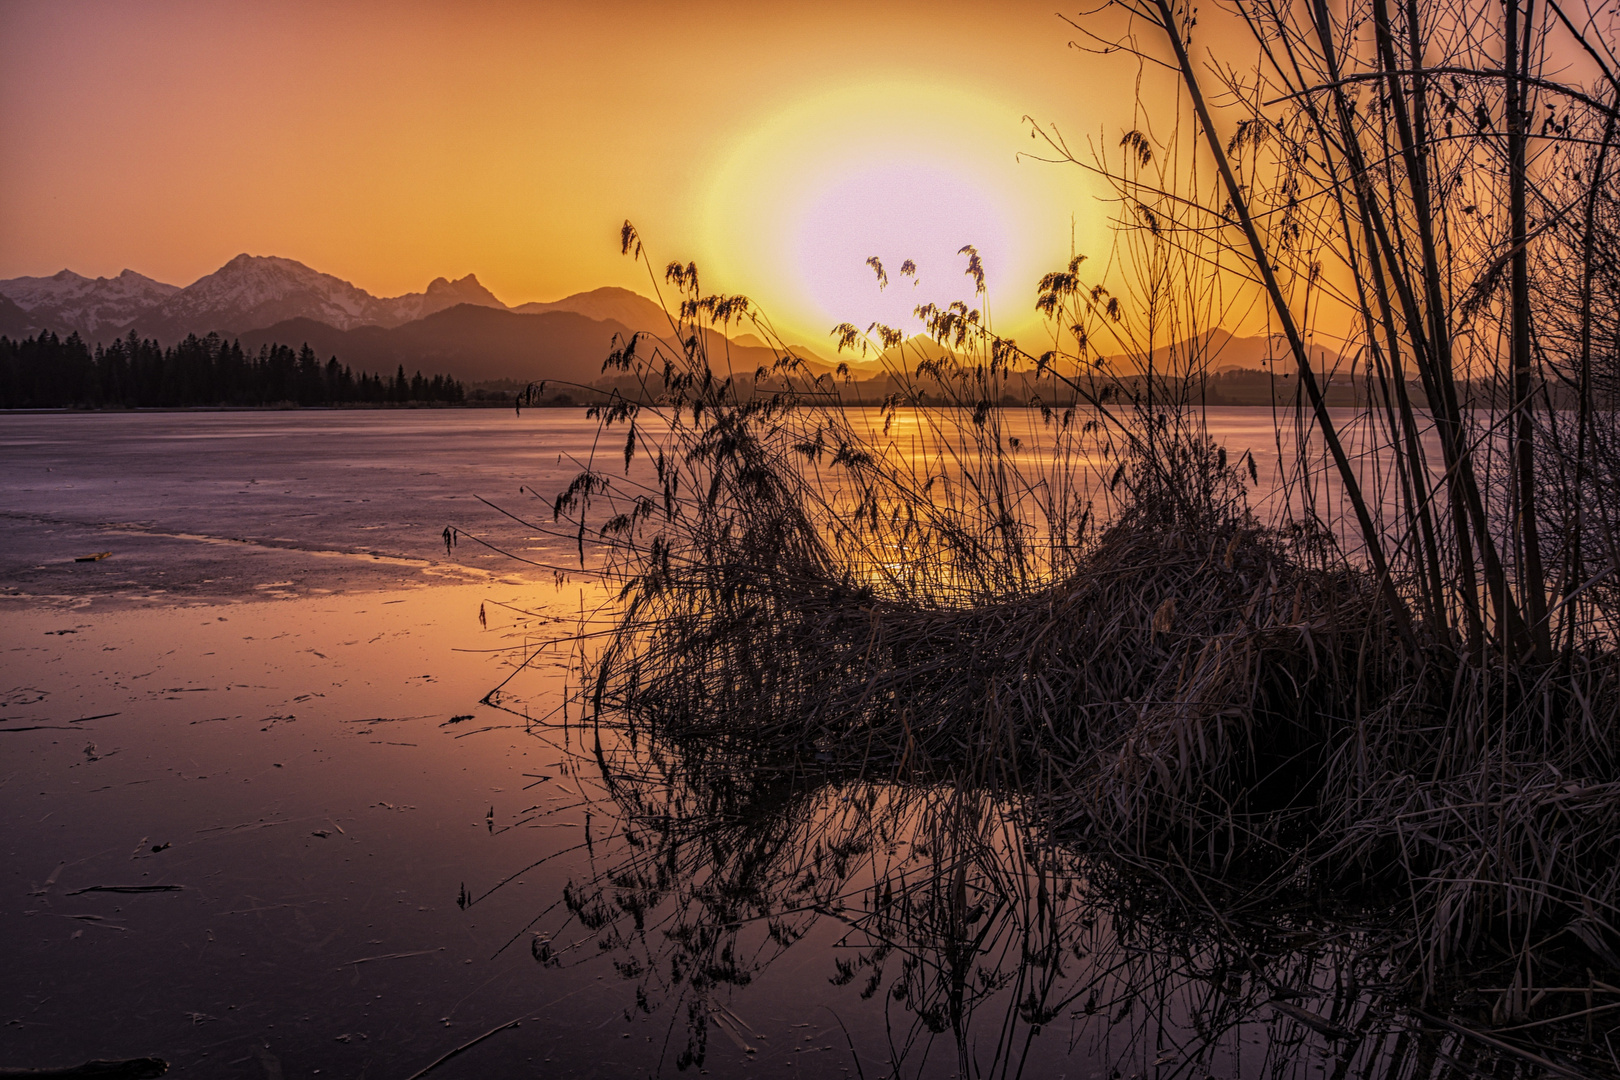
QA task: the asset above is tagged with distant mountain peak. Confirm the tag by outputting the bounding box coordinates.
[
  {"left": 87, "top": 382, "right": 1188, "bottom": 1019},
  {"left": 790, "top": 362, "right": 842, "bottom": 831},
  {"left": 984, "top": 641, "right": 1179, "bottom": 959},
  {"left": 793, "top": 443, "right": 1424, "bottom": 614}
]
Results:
[
  {"left": 221, "top": 252, "right": 280, "bottom": 272},
  {"left": 212, "top": 252, "right": 328, "bottom": 278},
  {"left": 511, "top": 286, "right": 669, "bottom": 334},
  {"left": 424, "top": 273, "right": 504, "bottom": 308},
  {"left": 0, "top": 266, "right": 182, "bottom": 336}
]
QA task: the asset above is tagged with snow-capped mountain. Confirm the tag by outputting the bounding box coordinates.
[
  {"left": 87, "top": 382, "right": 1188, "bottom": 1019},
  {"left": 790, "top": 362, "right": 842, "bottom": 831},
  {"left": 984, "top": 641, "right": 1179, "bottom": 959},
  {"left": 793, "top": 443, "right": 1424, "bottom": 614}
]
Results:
[
  {"left": 135, "top": 255, "right": 509, "bottom": 337},
  {"left": 146, "top": 254, "right": 390, "bottom": 333},
  {"left": 0, "top": 255, "right": 510, "bottom": 340},
  {"left": 0, "top": 269, "right": 180, "bottom": 337}
]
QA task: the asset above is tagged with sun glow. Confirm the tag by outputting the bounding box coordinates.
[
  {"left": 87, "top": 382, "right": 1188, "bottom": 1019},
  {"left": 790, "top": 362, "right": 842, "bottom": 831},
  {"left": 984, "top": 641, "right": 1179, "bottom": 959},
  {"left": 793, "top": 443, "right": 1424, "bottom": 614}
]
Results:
[
  {"left": 700, "top": 81, "right": 1103, "bottom": 351},
  {"left": 793, "top": 161, "right": 1011, "bottom": 335}
]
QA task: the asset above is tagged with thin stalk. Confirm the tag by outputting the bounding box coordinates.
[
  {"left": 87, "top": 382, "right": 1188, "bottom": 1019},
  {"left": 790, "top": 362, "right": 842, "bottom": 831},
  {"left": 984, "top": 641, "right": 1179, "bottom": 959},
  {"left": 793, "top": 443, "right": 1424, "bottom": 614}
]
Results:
[
  {"left": 1148, "top": 0, "right": 1418, "bottom": 652},
  {"left": 1506, "top": 0, "right": 1554, "bottom": 659},
  {"left": 1305, "top": 0, "right": 1466, "bottom": 645},
  {"left": 1370, "top": 0, "right": 1533, "bottom": 657},
  {"left": 1569, "top": 105, "right": 1618, "bottom": 658}
]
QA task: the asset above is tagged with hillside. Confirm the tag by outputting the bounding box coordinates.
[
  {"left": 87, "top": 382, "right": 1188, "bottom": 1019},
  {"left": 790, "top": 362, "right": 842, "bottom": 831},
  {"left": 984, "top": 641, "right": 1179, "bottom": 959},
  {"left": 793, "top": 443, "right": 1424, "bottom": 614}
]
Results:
[{"left": 236, "top": 304, "right": 806, "bottom": 388}]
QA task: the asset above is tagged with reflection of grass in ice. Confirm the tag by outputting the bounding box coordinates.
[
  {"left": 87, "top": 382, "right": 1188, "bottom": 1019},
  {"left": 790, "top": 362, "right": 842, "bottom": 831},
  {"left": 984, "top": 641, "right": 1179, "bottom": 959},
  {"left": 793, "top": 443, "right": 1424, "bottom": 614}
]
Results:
[{"left": 524, "top": 725, "right": 1521, "bottom": 1078}]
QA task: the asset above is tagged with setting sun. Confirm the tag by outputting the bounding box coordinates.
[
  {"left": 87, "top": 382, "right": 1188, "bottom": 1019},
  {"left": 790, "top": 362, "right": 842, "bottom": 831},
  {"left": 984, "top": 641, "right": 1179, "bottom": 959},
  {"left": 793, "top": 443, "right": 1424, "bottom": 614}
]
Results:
[
  {"left": 698, "top": 81, "right": 1104, "bottom": 348},
  {"left": 792, "top": 161, "right": 1009, "bottom": 336}
]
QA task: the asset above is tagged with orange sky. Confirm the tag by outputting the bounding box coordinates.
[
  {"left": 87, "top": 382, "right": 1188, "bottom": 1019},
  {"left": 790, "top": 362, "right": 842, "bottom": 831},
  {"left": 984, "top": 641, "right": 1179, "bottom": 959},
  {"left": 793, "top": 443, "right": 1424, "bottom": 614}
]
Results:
[{"left": 0, "top": 1, "right": 1155, "bottom": 345}]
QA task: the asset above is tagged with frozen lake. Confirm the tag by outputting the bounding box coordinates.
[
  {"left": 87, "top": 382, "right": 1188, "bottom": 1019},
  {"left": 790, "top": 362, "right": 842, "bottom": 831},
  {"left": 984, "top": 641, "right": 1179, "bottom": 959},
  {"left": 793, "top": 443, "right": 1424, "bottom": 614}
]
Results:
[
  {"left": 0, "top": 409, "right": 1460, "bottom": 1079},
  {"left": 0, "top": 410, "right": 606, "bottom": 606}
]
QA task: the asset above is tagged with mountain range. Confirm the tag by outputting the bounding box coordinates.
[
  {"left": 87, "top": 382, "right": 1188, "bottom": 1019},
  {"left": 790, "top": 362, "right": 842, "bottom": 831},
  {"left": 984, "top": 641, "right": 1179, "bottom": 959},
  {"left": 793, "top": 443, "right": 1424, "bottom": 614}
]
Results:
[
  {"left": 0, "top": 253, "right": 1326, "bottom": 390},
  {"left": 0, "top": 254, "right": 773, "bottom": 385},
  {"left": 0, "top": 255, "right": 672, "bottom": 340}
]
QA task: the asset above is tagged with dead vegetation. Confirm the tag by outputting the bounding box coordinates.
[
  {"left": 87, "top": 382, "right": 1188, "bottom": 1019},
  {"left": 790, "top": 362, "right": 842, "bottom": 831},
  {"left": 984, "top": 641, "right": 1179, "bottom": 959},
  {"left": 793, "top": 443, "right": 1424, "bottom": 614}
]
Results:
[
  {"left": 500, "top": 0, "right": 1620, "bottom": 1065},
  {"left": 530, "top": 224, "right": 1619, "bottom": 1019}
]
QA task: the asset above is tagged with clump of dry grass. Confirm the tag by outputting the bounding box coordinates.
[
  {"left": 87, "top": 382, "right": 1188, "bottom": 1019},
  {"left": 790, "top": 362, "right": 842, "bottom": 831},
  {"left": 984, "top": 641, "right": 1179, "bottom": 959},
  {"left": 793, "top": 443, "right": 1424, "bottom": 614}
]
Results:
[
  {"left": 490, "top": 0, "right": 1620, "bottom": 1061},
  {"left": 603, "top": 466, "right": 1403, "bottom": 865},
  {"left": 527, "top": 228, "right": 1620, "bottom": 1033},
  {"left": 1323, "top": 661, "right": 1620, "bottom": 985}
]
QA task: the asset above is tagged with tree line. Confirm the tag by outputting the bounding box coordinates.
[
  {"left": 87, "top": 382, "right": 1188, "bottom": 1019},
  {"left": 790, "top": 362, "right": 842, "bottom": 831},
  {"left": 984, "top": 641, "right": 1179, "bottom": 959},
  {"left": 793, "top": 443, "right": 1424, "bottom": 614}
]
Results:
[{"left": 0, "top": 330, "right": 465, "bottom": 408}]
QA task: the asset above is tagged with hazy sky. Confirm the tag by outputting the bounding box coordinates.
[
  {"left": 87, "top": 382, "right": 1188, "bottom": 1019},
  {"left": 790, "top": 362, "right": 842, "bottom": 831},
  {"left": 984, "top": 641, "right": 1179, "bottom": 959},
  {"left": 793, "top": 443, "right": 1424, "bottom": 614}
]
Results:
[{"left": 0, "top": 1, "right": 1153, "bottom": 344}]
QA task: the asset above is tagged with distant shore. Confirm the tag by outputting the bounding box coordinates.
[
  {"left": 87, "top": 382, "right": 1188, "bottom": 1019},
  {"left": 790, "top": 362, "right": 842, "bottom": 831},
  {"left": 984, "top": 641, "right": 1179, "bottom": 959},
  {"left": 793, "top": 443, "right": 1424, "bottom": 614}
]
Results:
[{"left": 0, "top": 399, "right": 1323, "bottom": 415}]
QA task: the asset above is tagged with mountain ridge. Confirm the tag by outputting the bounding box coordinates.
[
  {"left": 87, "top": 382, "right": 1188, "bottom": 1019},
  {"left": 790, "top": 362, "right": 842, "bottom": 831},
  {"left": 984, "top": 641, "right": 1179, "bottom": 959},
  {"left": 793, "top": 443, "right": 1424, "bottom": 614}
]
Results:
[
  {"left": 0, "top": 256, "right": 1338, "bottom": 393},
  {"left": 0, "top": 255, "right": 613, "bottom": 342},
  {"left": 233, "top": 303, "right": 807, "bottom": 387},
  {"left": 0, "top": 268, "right": 181, "bottom": 337},
  {"left": 0, "top": 256, "right": 855, "bottom": 387},
  {"left": 0, "top": 258, "right": 857, "bottom": 366}
]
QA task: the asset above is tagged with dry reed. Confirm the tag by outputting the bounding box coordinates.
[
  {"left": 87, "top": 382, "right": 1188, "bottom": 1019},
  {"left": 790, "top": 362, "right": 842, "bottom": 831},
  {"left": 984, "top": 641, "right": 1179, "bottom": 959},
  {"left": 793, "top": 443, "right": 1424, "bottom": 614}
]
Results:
[{"left": 501, "top": 0, "right": 1620, "bottom": 1058}]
